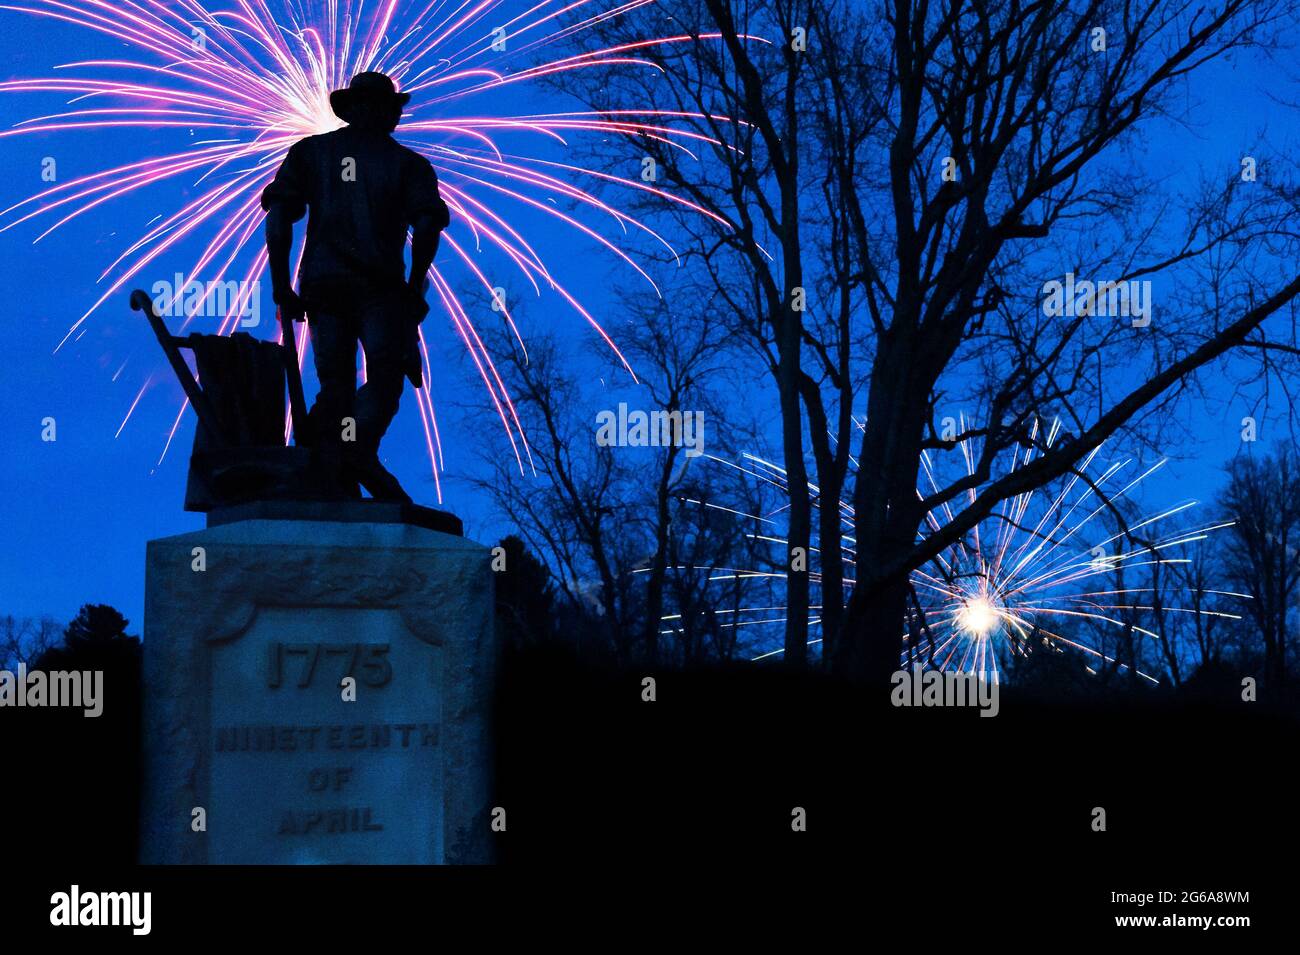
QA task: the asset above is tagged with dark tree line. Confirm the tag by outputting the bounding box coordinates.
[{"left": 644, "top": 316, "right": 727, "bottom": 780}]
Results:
[
  {"left": 1, "top": 605, "right": 142, "bottom": 862},
  {"left": 3, "top": 604, "right": 140, "bottom": 673}
]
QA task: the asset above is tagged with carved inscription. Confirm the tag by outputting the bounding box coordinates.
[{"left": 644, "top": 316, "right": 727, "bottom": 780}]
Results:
[{"left": 208, "top": 607, "right": 443, "bottom": 864}]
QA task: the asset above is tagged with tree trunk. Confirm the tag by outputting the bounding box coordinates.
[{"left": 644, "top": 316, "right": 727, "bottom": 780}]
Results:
[
  {"left": 779, "top": 334, "right": 811, "bottom": 667},
  {"left": 642, "top": 447, "right": 678, "bottom": 664},
  {"left": 836, "top": 333, "right": 928, "bottom": 684},
  {"left": 817, "top": 469, "right": 845, "bottom": 666},
  {"left": 840, "top": 573, "right": 912, "bottom": 683}
]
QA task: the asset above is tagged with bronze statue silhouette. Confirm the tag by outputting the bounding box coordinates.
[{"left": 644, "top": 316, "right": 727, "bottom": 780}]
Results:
[
  {"left": 130, "top": 72, "right": 451, "bottom": 517},
  {"left": 262, "top": 70, "right": 450, "bottom": 502}
]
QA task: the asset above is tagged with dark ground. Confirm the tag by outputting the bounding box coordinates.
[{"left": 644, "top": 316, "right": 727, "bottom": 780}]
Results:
[{"left": 3, "top": 644, "right": 1292, "bottom": 938}]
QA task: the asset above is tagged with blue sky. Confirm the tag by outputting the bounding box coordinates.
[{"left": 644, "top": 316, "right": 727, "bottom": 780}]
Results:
[
  {"left": 0, "top": 3, "right": 666, "bottom": 628},
  {"left": 0, "top": 2, "right": 1293, "bottom": 632}
]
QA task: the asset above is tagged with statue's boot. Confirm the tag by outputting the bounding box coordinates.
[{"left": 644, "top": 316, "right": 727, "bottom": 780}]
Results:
[
  {"left": 311, "top": 445, "right": 362, "bottom": 500},
  {"left": 351, "top": 452, "right": 412, "bottom": 504}
]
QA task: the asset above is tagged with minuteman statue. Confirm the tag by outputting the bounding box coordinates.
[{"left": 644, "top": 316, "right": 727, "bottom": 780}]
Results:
[{"left": 262, "top": 71, "right": 450, "bottom": 502}]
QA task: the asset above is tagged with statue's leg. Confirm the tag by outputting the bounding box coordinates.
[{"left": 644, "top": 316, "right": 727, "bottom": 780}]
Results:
[
  {"left": 354, "top": 297, "right": 406, "bottom": 456},
  {"left": 306, "top": 309, "right": 359, "bottom": 447},
  {"left": 349, "top": 297, "right": 412, "bottom": 502},
  {"left": 306, "top": 310, "right": 362, "bottom": 499}
]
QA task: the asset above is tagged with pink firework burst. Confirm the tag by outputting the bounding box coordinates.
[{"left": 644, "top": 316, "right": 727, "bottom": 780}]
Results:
[{"left": 0, "top": 0, "right": 733, "bottom": 497}]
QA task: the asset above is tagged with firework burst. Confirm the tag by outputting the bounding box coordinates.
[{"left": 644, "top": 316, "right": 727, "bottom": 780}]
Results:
[
  {"left": 0, "top": 0, "right": 731, "bottom": 495},
  {"left": 678, "top": 417, "right": 1246, "bottom": 683}
]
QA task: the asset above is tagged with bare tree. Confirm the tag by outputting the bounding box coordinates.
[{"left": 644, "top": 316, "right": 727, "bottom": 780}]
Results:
[
  {"left": 572, "top": 3, "right": 1300, "bottom": 686},
  {"left": 1133, "top": 536, "right": 1249, "bottom": 686},
  {"left": 1219, "top": 446, "right": 1300, "bottom": 687},
  {"left": 621, "top": 295, "right": 734, "bottom": 659},
  {"left": 1, "top": 614, "right": 61, "bottom": 670},
  {"left": 471, "top": 332, "right": 640, "bottom": 659},
  {"left": 549, "top": 0, "right": 880, "bottom": 666},
  {"left": 470, "top": 292, "right": 757, "bottom": 664},
  {"left": 833, "top": 0, "right": 1300, "bottom": 682},
  {"left": 553, "top": 0, "right": 1300, "bottom": 682}
]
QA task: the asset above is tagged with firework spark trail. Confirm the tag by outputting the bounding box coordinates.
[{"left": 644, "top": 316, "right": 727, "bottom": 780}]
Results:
[
  {"left": 668, "top": 422, "right": 1245, "bottom": 683},
  {"left": 0, "top": 0, "right": 733, "bottom": 495}
]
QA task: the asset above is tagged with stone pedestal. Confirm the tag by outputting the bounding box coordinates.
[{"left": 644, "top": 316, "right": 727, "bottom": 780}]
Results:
[{"left": 140, "top": 511, "right": 495, "bottom": 864}]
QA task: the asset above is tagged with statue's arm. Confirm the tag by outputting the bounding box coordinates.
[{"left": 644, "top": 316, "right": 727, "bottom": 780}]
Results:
[
  {"left": 261, "top": 140, "right": 308, "bottom": 311},
  {"left": 406, "top": 156, "right": 450, "bottom": 294},
  {"left": 407, "top": 211, "right": 443, "bottom": 292},
  {"left": 265, "top": 203, "right": 300, "bottom": 306}
]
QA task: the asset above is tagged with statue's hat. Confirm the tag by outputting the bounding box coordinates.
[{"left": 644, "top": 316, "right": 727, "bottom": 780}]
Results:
[{"left": 329, "top": 72, "right": 410, "bottom": 123}]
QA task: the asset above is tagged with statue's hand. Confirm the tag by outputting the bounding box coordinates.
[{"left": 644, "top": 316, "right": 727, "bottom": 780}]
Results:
[
  {"left": 274, "top": 286, "right": 306, "bottom": 322},
  {"left": 402, "top": 282, "right": 430, "bottom": 323}
]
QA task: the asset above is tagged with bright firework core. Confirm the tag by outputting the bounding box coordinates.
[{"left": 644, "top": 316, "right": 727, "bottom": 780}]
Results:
[{"left": 955, "top": 595, "right": 1001, "bottom": 637}]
